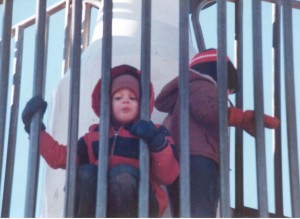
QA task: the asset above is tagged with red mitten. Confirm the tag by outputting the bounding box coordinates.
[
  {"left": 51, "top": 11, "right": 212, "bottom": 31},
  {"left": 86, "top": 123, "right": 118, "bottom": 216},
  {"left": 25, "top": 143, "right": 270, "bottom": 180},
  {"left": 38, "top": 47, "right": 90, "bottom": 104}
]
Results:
[
  {"left": 240, "top": 111, "right": 256, "bottom": 136},
  {"left": 262, "top": 112, "right": 280, "bottom": 129},
  {"left": 228, "top": 107, "right": 280, "bottom": 136},
  {"left": 228, "top": 107, "right": 245, "bottom": 127}
]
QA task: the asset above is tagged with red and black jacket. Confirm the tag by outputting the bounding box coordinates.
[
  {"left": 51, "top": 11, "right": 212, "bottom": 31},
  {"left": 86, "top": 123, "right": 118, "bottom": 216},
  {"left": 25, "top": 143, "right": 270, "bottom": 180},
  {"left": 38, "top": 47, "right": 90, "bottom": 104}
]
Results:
[
  {"left": 39, "top": 122, "right": 178, "bottom": 216},
  {"left": 39, "top": 65, "right": 179, "bottom": 217}
]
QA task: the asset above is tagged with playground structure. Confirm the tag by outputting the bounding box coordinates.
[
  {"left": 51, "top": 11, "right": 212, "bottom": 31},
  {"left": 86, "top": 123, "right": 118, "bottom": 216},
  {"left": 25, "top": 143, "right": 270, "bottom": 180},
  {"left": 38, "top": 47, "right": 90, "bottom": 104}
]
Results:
[{"left": 0, "top": 0, "right": 300, "bottom": 217}]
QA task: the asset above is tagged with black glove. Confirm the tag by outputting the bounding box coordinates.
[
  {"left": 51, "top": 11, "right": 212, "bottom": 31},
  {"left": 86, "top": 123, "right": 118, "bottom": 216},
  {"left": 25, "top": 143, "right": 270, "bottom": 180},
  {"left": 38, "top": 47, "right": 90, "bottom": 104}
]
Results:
[
  {"left": 126, "top": 120, "right": 168, "bottom": 152},
  {"left": 22, "top": 95, "right": 47, "bottom": 134}
]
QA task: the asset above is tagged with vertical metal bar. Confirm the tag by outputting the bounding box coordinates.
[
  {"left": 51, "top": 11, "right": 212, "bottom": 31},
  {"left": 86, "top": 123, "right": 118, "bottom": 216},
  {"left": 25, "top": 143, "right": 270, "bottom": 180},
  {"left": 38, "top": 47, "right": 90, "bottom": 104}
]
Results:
[
  {"left": 273, "top": 0, "right": 284, "bottom": 217},
  {"left": 64, "top": 0, "right": 82, "bottom": 217},
  {"left": 82, "top": 2, "right": 91, "bottom": 50},
  {"left": 25, "top": 0, "right": 47, "bottom": 217},
  {"left": 282, "top": 0, "right": 300, "bottom": 217},
  {"left": 217, "top": 0, "right": 231, "bottom": 217},
  {"left": 234, "top": 0, "right": 244, "bottom": 217},
  {"left": 191, "top": 3, "right": 206, "bottom": 52},
  {"left": 179, "top": 0, "right": 190, "bottom": 217},
  {"left": 1, "top": 27, "right": 24, "bottom": 218},
  {"left": 43, "top": 15, "right": 50, "bottom": 97},
  {"left": 138, "top": 0, "right": 151, "bottom": 217},
  {"left": 62, "top": 0, "right": 72, "bottom": 75},
  {"left": 0, "top": 0, "right": 14, "bottom": 188},
  {"left": 252, "top": 1, "right": 269, "bottom": 217},
  {"left": 95, "top": 0, "right": 112, "bottom": 217}
]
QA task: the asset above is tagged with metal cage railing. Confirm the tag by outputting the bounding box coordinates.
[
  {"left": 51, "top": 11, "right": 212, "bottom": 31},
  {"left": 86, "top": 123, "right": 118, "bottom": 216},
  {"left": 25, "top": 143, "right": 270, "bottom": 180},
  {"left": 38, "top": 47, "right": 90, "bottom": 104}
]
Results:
[{"left": 0, "top": 0, "right": 299, "bottom": 217}]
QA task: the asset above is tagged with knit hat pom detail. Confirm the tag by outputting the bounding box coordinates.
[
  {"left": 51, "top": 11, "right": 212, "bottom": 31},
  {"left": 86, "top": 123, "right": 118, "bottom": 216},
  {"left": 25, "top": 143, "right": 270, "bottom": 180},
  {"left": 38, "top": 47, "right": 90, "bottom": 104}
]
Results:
[
  {"left": 189, "top": 49, "right": 239, "bottom": 93},
  {"left": 111, "top": 74, "right": 140, "bottom": 99}
]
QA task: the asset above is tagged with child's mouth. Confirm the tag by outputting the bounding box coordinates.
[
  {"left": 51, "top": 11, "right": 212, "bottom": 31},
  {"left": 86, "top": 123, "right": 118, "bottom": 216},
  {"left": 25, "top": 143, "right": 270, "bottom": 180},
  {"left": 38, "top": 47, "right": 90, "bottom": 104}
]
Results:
[{"left": 121, "top": 107, "right": 130, "bottom": 113}]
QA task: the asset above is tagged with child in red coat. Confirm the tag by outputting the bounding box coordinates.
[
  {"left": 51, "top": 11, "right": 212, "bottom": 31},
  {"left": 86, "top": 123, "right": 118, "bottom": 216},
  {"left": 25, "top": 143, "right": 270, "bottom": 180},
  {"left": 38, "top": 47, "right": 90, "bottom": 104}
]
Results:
[
  {"left": 155, "top": 49, "right": 279, "bottom": 217},
  {"left": 22, "top": 64, "right": 179, "bottom": 217}
]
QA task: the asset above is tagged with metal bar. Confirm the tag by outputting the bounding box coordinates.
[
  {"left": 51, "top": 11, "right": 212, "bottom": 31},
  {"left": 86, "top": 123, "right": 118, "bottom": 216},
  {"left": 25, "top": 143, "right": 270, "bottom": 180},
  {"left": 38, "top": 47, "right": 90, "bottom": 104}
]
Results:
[
  {"left": 0, "top": 0, "right": 14, "bottom": 190},
  {"left": 191, "top": 0, "right": 210, "bottom": 52},
  {"left": 8, "top": 0, "right": 100, "bottom": 39},
  {"left": 234, "top": 0, "right": 244, "bottom": 217},
  {"left": 1, "top": 27, "right": 24, "bottom": 218},
  {"left": 217, "top": 0, "right": 231, "bottom": 217},
  {"left": 252, "top": 1, "right": 269, "bottom": 217},
  {"left": 228, "top": 0, "right": 300, "bottom": 9},
  {"left": 236, "top": 206, "right": 284, "bottom": 217},
  {"left": 282, "top": 0, "right": 300, "bottom": 217},
  {"left": 82, "top": 2, "right": 92, "bottom": 50},
  {"left": 64, "top": 0, "right": 82, "bottom": 217},
  {"left": 138, "top": 0, "right": 151, "bottom": 217},
  {"left": 95, "top": 0, "right": 112, "bottom": 217},
  {"left": 62, "top": 0, "right": 72, "bottom": 75},
  {"left": 263, "top": 0, "right": 300, "bottom": 9},
  {"left": 25, "top": 0, "right": 47, "bottom": 217},
  {"left": 43, "top": 15, "right": 50, "bottom": 97},
  {"left": 83, "top": 0, "right": 101, "bottom": 8},
  {"left": 10, "top": 0, "right": 66, "bottom": 36},
  {"left": 273, "top": 1, "right": 284, "bottom": 217},
  {"left": 179, "top": 0, "right": 190, "bottom": 217}
]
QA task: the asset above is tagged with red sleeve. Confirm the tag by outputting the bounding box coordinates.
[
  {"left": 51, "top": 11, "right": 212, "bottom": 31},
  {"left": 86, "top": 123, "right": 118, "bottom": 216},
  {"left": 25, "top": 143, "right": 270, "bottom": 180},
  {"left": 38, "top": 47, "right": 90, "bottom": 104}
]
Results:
[
  {"left": 39, "top": 131, "right": 67, "bottom": 169},
  {"left": 150, "top": 141, "right": 179, "bottom": 185}
]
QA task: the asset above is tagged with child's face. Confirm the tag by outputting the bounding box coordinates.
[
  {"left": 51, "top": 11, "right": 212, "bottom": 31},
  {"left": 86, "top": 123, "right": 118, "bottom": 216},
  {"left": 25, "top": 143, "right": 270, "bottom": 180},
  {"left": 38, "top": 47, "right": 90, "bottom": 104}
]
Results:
[{"left": 112, "top": 88, "right": 139, "bottom": 126}]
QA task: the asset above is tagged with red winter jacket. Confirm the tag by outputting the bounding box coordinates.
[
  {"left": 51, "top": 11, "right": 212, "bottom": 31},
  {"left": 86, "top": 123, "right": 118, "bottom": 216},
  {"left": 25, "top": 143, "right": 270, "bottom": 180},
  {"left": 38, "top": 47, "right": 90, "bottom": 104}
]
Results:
[
  {"left": 39, "top": 65, "right": 179, "bottom": 217},
  {"left": 155, "top": 70, "right": 220, "bottom": 164}
]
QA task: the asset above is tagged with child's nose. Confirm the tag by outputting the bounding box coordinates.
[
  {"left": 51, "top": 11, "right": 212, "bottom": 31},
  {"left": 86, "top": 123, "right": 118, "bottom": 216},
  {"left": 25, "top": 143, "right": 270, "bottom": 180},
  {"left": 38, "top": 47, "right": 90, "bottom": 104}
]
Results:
[{"left": 123, "top": 96, "right": 130, "bottom": 102}]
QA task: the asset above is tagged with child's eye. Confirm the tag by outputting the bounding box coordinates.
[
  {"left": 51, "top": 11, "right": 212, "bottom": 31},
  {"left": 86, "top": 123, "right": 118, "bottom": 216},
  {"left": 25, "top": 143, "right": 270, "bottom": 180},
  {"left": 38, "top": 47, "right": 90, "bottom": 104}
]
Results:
[
  {"left": 114, "top": 96, "right": 122, "bottom": 100},
  {"left": 130, "top": 97, "right": 137, "bottom": 101}
]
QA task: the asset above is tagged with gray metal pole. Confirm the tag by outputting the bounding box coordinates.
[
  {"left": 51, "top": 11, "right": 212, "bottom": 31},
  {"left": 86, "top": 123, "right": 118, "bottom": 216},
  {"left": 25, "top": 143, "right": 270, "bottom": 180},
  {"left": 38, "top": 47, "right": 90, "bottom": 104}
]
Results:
[
  {"left": 62, "top": 0, "right": 72, "bottom": 75},
  {"left": 25, "top": 0, "right": 47, "bottom": 217},
  {"left": 0, "top": 0, "right": 14, "bottom": 189},
  {"left": 273, "top": 1, "right": 284, "bottom": 217},
  {"left": 64, "top": 0, "right": 82, "bottom": 217},
  {"left": 1, "top": 27, "right": 24, "bottom": 218},
  {"left": 282, "top": 0, "right": 300, "bottom": 217},
  {"left": 234, "top": 0, "right": 244, "bottom": 217},
  {"left": 95, "top": 0, "right": 112, "bottom": 217},
  {"left": 217, "top": 0, "right": 231, "bottom": 217},
  {"left": 82, "top": 2, "right": 92, "bottom": 50},
  {"left": 179, "top": 0, "right": 191, "bottom": 217},
  {"left": 252, "top": 1, "right": 269, "bottom": 217},
  {"left": 138, "top": 0, "right": 151, "bottom": 217}
]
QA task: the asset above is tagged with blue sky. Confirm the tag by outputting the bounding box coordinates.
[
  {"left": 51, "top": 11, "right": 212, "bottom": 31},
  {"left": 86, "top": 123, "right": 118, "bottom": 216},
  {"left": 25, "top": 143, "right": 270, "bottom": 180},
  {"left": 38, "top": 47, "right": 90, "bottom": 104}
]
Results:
[{"left": 1, "top": 0, "right": 300, "bottom": 217}]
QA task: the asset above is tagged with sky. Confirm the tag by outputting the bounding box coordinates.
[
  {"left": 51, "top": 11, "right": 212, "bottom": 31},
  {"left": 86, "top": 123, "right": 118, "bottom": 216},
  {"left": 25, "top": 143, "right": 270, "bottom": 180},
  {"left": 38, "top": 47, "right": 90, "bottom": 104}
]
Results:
[{"left": 1, "top": 0, "right": 300, "bottom": 217}]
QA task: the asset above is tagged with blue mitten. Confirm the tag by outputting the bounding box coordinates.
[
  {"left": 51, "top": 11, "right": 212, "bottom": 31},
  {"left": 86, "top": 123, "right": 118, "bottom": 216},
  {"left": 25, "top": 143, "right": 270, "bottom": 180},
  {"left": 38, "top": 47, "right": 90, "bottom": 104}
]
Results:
[
  {"left": 126, "top": 120, "right": 168, "bottom": 152},
  {"left": 22, "top": 95, "right": 47, "bottom": 134}
]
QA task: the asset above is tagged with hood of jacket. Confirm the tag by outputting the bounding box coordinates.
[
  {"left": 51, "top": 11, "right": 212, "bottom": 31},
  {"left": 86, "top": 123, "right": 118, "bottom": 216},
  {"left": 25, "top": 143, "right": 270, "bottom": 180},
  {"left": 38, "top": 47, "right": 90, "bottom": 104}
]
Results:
[
  {"left": 155, "top": 69, "right": 216, "bottom": 114},
  {"left": 91, "top": 64, "right": 155, "bottom": 117}
]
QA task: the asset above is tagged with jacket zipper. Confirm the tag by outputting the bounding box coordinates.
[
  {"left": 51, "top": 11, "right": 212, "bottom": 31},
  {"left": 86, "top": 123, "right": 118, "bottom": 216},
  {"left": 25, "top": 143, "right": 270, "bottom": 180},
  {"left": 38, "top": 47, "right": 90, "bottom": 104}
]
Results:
[{"left": 111, "top": 128, "right": 120, "bottom": 156}]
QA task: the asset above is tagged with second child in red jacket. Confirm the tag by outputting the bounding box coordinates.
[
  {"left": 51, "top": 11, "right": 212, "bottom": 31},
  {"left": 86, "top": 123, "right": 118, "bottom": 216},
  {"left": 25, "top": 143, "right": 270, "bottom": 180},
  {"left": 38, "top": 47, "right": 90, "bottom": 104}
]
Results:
[
  {"left": 155, "top": 49, "right": 279, "bottom": 217},
  {"left": 22, "top": 64, "right": 179, "bottom": 217}
]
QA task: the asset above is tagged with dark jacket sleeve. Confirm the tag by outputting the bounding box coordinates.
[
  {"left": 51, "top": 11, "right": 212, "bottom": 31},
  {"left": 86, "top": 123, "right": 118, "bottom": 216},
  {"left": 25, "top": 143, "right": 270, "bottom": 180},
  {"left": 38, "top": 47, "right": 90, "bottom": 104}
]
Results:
[{"left": 150, "top": 125, "right": 179, "bottom": 185}]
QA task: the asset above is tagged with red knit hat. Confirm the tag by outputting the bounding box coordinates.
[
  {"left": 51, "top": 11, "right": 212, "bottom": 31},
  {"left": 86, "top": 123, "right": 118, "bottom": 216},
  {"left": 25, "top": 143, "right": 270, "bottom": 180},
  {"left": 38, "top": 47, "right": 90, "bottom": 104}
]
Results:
[
  {"left": 111, "top": 74, "right": 140, "bottom": 99},
  {"left": 190, "top": 49, "right": 239, "bottom": 93},
  {"left": 91, "top": 64, "right": 155, "bottom": 117}
]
